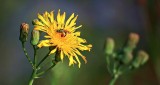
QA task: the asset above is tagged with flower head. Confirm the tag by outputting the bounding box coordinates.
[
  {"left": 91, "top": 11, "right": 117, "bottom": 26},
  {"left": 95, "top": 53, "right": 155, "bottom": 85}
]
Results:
[{"left": 33, "top": 10, "right": 92, "bottom": 68}]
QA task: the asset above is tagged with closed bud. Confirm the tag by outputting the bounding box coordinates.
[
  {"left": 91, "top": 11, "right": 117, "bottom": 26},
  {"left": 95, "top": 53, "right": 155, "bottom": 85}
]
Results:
[
  {"left": 32, "top": 19, "right": 38, "bottom": 25},
  {"left": 19, "top": 23, "right": 29, "bottom": 43},
  {"left": 121, "top": 52, "right": 133, "bottom": 64},
  {"left": 105, "top": 38, "right": 115, "bottom": 55},
  {"left": 31, "top": 30, "right": 40, "bottom": 45},
  {"left": 132, "top": 50, "right": 149, "bottom": 68},
  {"left": 127, "top": 33, "right": 139, "bottom": 49}
]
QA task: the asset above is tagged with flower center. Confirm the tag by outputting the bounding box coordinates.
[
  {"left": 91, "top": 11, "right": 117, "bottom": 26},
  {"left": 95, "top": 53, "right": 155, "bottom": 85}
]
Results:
[{"left": 56, "top": 29, "right": 70, "bottom": 37}]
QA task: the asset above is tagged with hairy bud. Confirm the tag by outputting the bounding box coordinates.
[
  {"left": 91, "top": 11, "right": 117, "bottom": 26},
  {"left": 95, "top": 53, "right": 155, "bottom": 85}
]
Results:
[
  {"left": 132, "top": 50, "right": 149, "bottom": 68},
  {"left": 19, "top": 23, "right": 29, "bottom": 43},
  {"left": 105, "top": 38, "right": 115, "bottom": 55},
  {"left": 31, "top": 30, "right": 40, "bottom": 45},
  {"left": 127, "top": 33, "right": 139, "bottom": 49}
]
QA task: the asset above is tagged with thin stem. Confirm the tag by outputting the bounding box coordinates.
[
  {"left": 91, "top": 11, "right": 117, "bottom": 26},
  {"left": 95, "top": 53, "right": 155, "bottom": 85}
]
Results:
[
  {"left": 33, "top": 45, "right": 37, "bottom": 67},
  {"left": 29, "top": 69, "right": 37, "bottom": 85},
  {"left": 109, "top": 74, "right": 119, "bottom": 85},
  {"left": 37, "top": 61, "right": 57, "bottom": 77},
  {"left": 22, "top": 42, "right": 34, "bottom": 68},
  {"left": 36, "top": 51, "right": 50, "bottom": 68},
  {"left": 106, "top": 55, "right": 112, "bottom": 75},
  {"left": 38, "top": 59, "right": 51, "bottom": 70},
  {"left": 28, "top": 46, "right": 38, "bottom": 85}
]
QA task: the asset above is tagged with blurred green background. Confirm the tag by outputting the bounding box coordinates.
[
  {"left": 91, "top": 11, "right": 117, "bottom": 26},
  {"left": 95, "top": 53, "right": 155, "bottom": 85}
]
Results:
[{"left": 0, "top": 0, "right": 160, "bottom": 85}]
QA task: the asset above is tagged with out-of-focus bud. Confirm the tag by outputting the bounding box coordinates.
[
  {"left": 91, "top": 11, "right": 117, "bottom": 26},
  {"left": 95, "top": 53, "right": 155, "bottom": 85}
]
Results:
[
  {"left": 19, "top": 23, "right": 29, "bottom": 43},
  {"left": 120, "top": 33, "right": 139, "bottom": 64},
  {"left": 105, "top": 38, "right": 115, "bottom": 55},
  {"left": 30, "top": 30, "right": 40, "bottom": 45},
  {"left": 132, "top": 50, "right": 149, "bottom": 68},
  {"left": 127, "top": 33, "right": 139, "bottom": 49},
  {"left": 121, "top": 52, "right": 133, "bottom": 64}
]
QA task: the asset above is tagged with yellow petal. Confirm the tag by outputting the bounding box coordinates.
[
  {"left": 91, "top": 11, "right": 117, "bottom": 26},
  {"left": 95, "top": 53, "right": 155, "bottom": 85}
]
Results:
[
  {"left": 73, "top": 60, "right": 77, "bottom": 64},
  {"left": 49, "top": 48, "right": 57, "bottom": 55},
  {"left": 60, "top": 51, "right": 64, "bottom": 62},
  {"left": 44, "top": 35, "right": 51, "bottom": 38},
  {"left": 43, "top": 11, "right": 48, "bottom": 18},
  {"left": 81, "top": 56, "right": 87, "bottom": 64},
  {"left": 57, "top": 9, "right": 61, "bottom": 24},
  {"left": 75, "top": 25, "right": 82, "bottom": 29},
  {"left": 87, "top": 44, "right": 92, "bottom": 51},
  {"left": 50, "top": 11, "right": 54, "bottom": 23},
  {"left": 78, "top": 37, "right": 86, "bottom": 43},
  {"left": 69, "top": 56, "right": 74, "bottom": 66},
  {"left": 45, "top": 12, "right": 50, "bottom": 23},
  {"left": 74, "top": 49, "right": 84, "bottom": 57},
  {"left": 33, "top": 19, "right": 44, "bottom": 26},
  {"left": 68, "top": 25, "right": 82, "bottom": 32},
  {"left": 69, "top": 15, "right": 78, "bottom": 27},
  {"left": 73, "top": 53, "right": 81, "bottom": 68},
  {"left": 63, "top": 50, "right": 69, "bottom": 57},
  {"left": 74, "top": 32, "right": 81, "bottom": 36},
  {"left": 78, "top": 44, "right": 92, "bottom": 51},
  {"left": 65, "top": 13, "right": 74, "bottom": 27},
  {"left": 34, "top": 26, "right": 47, "bottom": 32},
  {"left": 61, "top": 12, "right": 66, "bottom": 24},
  {"left": 37, "top": 40, "right": 50, "bottom": 48},
  {"left": 38, "top": 13, "right": 49, "bottom": 26},
  {"left": 53, "top": 21, "right": 58, "bottom": 29}
]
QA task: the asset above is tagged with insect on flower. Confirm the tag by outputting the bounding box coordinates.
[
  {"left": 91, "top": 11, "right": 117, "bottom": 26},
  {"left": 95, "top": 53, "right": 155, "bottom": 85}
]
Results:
[{"left": 56, "top": 29, "right": 71, "bottom": 37}]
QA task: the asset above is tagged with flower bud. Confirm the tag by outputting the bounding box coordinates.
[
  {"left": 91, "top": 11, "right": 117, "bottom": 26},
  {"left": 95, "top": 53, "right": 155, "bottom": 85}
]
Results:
[
  {"left": 19, "top": 23, "right": 29, "bottom": 43},
  {"left": 30, "top": 30, "right": 40, "bottom": 45},
  {"left": 105, "top": 38, "right": 115, "bottom": 55},
  {"left": 127, "top": 33, "right": 139, "bottom": 49},
  {"left": 132, "top": 50, "right": 149, "bottom": 68},
  {"left": 32, "top": 19, "right": 38, "bottom": 25},
  {"left": 121, "top": 52, "right": 133, "bottom": 64}
]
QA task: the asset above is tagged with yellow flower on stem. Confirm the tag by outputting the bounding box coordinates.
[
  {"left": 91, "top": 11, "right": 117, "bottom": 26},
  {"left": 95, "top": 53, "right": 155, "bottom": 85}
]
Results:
[{"left": 33, "top": 10, "right": 92, "bottom": 68}]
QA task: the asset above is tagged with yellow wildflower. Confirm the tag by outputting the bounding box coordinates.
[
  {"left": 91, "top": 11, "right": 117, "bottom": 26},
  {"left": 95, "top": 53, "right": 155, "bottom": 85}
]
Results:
[{"left": 33, "top": 10, "right": 92, "bottom": 68}]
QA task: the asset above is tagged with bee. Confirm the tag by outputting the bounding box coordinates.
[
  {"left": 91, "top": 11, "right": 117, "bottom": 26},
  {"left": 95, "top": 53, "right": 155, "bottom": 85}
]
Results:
[{"left": 56, "top": 29, "right": 70, "bottom": 37}]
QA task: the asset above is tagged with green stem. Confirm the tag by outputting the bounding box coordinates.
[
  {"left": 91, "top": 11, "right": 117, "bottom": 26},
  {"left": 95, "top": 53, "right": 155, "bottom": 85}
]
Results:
[
  {"left": 22, "top": 42, "right": 34, "bottom": 68},
  {"left": 28, "top": 46, "right": 38, "bottom": 85},
  {"left": 29, "top": 69, "right": 37, "bottom": 85},
  {"left": 106, "top": 55, "right": 112, "bottom": 75},
  {"left": 109, "top": 74, "right": 119, "bottom": 85},
  {"left": 37, "top": 61, "right": 57, "bottom": 77},
  {"left": 36, "top": 51, "right": 50, "bottom": 68},
  {"left": 33, "top": 46, "right": 37, "bottom": 67}
]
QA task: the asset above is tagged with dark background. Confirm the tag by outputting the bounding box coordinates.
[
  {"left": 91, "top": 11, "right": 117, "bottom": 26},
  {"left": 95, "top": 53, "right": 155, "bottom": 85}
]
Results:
[{"left": 0, "top": 0, "right": 160, "bottom": 85}]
